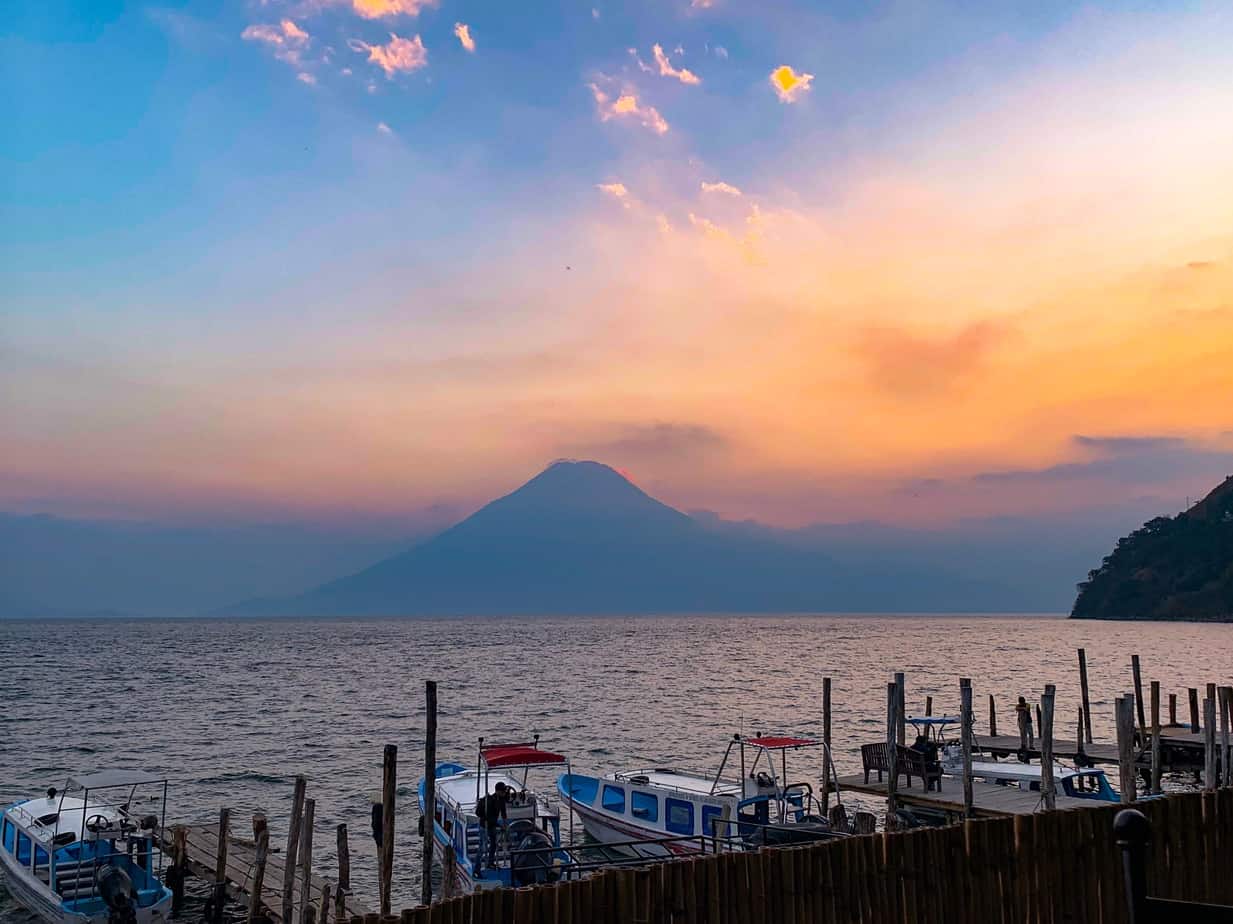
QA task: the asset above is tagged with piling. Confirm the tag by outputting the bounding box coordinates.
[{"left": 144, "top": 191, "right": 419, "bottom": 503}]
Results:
[
  {"left": 249, "top": 814, "right": 270, "bottom": 924},
  {"left": 1169, "top": 693, "right": 1178, "bottom": 727},
  {"left": 820, "top": 677, "right": 832, "bottom": 813},
  {"left": 1204, "top": 696, "right": 1217, "bottom": 792},
  {"left": 380, "top": 745, "right": 397, "bottom": 915},
  {"left": 960, "top": 678, "right": 974, "bottom": 818},
  {"left": 1131, "top": 655, "right": 1146, "bottom": 739},
  {"left": 212, "top": 808, "right": 230, "bottom": 924},
  {"left": 335, "top": 824, "right": 350, "bottom": 924},
  {"left": 1189, "top": 688, "right": 1201, "bottom": 733},
  {"left": 422, "top": 679, "right": 438, "bottom": 908},
  {"left": 925, "top": 694, "right": 933, "bottom": 718},
  {"left": 1077, "top": 648, "right": 1093, "bottom": 743},
  {"left": 1222, "top": 687, "right": 1233, "bottom": 790},
  {"left": 1076, "top": 708, "right": 1085, "bottom": 762},
  {"left": 895, "top": 672, "right": 907, "bottom": 747},
  {"left": 1116, "top": 696, "right": 1136, "bottom": 803},
  {"left": 443, "top": 844, "right": 458, "bottom": 900},
  {"left": 1035, "top": 704, "right": 1042, "bottom": 739},
  {"left": 1149, "top": 682, "right": 1162, "bottom": 794},
  {"left": 284, "top": 776, "right": 308, "bottom": 924},
  {"left": 885, "top": 681, "right": 899, "bottom": 826},
  {"left": 169, "top": 825, "right": 187, "bottom": 916},
  {"left": 1040, "top": 685, "right": 1056, "bottom": 811},
  {"left": 319, "top": 885, "right": 332, "bottom": 924},
  {"left": 299, "top": 798, "right": 316, "bottom": 924},
  {"left": 1016, "top": 700, "right": 1030, "bottom": 762},
  {"left": 988, "top": 695, "right": 997, "bottom": 737}
]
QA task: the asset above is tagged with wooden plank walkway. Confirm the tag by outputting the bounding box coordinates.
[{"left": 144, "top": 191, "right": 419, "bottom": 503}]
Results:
[
  {"left": 975, "top": 726, "right": 1205, "bottom": 766},
  {"left": 161, "top": 825, "right": 369, "bottom": 923},
  {"left": 835, "top": 774, "right": 1105, "bottom": 817}
]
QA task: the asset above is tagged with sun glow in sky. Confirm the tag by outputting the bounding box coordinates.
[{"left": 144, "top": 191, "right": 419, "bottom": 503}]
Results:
[{"left": 3, "top": 1, "right": 1233, "bottom": 529}]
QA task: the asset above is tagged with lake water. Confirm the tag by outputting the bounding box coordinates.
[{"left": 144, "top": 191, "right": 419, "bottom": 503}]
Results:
[{"left": 1, "top": 613, "right": 1229, "bottom": 920}]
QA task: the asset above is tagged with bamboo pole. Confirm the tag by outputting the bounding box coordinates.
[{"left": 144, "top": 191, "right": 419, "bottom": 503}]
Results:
[
  {"left": 421, "top": 679, "right": 438, "bottom": 908},
  {"left": 1040, "top": 685, "right": 1056, "bottom": 811},
  {"left": 1077, "top": 648, "right": 1093, "bottom": 744},
  {"left": 1116, "top": 696, "right": 1136, "bottom": 803},
  {"left": 248, "top": 814, "right": 269, "bottom": 924},
  {"left": 380, "top": 746, "right": 397, "bottom": 915},
  {"left": 212, "top": 808, "right": 230, "bottom": 924},
  {"left": 1204, "top": 696, "right": 1217, "bottom": 791},
  {"left": 284, "top": 777, "right": 307, "bottom": 924},
  {"left": 960, "top": 678, "right": 974, "bottom": 818},
  {"left": 1132, "top": 655, "right": 1146, "bottom": 740},
  {"left": 1150, "top": 681, "right": 1162, "bottom": 794},
  {"left": 299, "top": 799, "right": 316, "bottom": 924}
]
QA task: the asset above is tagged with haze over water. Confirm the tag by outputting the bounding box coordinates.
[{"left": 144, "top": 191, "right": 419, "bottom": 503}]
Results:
[{"left": 1, "top": 613, "right": 1228, "bottom": 919}]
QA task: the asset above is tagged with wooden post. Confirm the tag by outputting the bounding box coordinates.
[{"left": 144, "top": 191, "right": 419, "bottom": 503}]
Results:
[
  {"left": 249, "top": 814, "right": 270, "bottom": 924},
  {"left": 1189, "top": 688, "right": 1200, "bottom": 733},
  {"left": 820, "top": 677, "right": 832, "bottom": 813},
  {"left": 960, "top": 678, "right": 974, "bottom": 818},
  {"left": 284, "top": 776, "right": 307, "bottom": 924},
  {"left": 895, "top": 672, "right": 906, "bottom": 747},
  {"left": 1078, "top": 648, "right": 1093, "bottom": 744},
  {"left": 1035, "top": 704, "right": 1042, "bottom": 739},
  {"left": 318, "top": 885, "right": 331, "bottom": 924},
  {"left": 1169, "top": 692, "right": 1178, "bottom": 727},
  {"left": 1116, "top": 696, "right": 1136, "bottom": 803},
  {"left": 380, "top": 745, "right": 397, "bottom": 915},
  {"left": 1076, "top": 708, "right": 1085, "bottom": 761},
  {"left": 1040, "top": 684, "right": 1056, "bottom": 811},
  {"left": 1222, "top": 687, "right": 1233, "bottom": 789},
  {"left": 212, "top": 808, "right": 230, "bottom": 924},
  {"left": 170, "top": 826, "right": 187, "bottom": 916},
  {"left": 299, "top": 799, "right": 316, "bottom": 924},
  {"left": 988, "top": 695, "right": 997, "bottom": 737},
  {"left": 1204, "top": 696, "right": 1217, "bottom": 791},
  {"left": 925, "top": 694, "right": 933, "bottom": 717},
  {"left": 1149, "top": 681, "right": 1162, "bottom": 794},
  {"left": 443, "top": 844, "right": 457, "bottom": 899},
  {"left": 1131, "top": 655, "right": 1146, "bottom": 740},
  {"left": 885, "top": 681, "right": 899, "bottom": 827},
  {"left": 335, "top": 824, "right": 350, "bottom": 923},
  {"left": 421, "top": 680, "right": 438, "bottom": 908},
  {"left": 1016, "top": 698, "right": 1030, "bottom": 761}
]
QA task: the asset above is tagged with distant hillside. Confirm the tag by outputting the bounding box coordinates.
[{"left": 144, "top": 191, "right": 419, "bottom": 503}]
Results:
[
  {"left": 1071, "top": 475, "right": 1233, "bottom": 621},
  {"left": 226, "top": 460, "right": 1010, "bottom": 616}
]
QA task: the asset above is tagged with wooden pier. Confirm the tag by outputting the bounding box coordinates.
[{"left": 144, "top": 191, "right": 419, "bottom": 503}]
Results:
[{"left": 835, "top": 774, "right": 1103, "bottom": 818}]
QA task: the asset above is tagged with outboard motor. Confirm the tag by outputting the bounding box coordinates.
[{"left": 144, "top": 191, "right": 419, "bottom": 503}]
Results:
[
  {"left": 509, "top": 823, "right": 559, "bottom": 887},
  {"left": 96, "top": 864, "right": 137, "bottom": 924}
]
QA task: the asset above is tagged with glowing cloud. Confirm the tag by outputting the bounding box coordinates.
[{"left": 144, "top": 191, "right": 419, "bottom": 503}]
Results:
[
  {"left": 769, "top": 65, "right": 813, "bottom": 103},
  {"left": 349, "top": 32, "right": 427, "bottom": 77},
  {"left": 453, "top": 22, "right": 475, "bottom": 53},
  {"left": 241, "top": 19, "right": 310, "bottom": 66},
  {"left": 589, "top": 83, "right": 669, "bottom": 134},
  {"left": 596, "top": 182, "right": 629, "bottom": 199},
  {"left": 701, "top": 181, "right": 742, "bottom": 196},
  {"left": 652, "top": 44, "right": 700, "bottom": 85},
  {"left": 350, "top": 0, "right": 436, "bottom": 19},
  {"left": 377, "top": 121, "right": 393, "bottom": 134}
]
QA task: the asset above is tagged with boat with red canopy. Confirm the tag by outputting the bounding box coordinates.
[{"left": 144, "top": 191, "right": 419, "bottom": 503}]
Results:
[{"left": 557, "top": 733, "right": 844, "bottom": 855}]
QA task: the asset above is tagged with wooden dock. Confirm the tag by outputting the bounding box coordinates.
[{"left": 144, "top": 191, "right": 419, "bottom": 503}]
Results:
[
  {"left": 835, "top": 774, "right": 1105, "bottom": 818},
  {"left": 161, "top": 823, "right": 368, "bottom": 923},
  {"left": 974, "top": 725, "right": 1206, "bottom": 768}
]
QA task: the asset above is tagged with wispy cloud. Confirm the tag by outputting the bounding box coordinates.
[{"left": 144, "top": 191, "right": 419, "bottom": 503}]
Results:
[
  {"left": 296, "top": 71, "right": 317, "bottom": 85},
  {"left": 241, "top": 19, "right": 310, "bottom": 66},
  {"left": 589, "top": 82, "right": 669, "bottom": 134},
  {"left": 701, "top": 180, "right": 742, "bottom": 196},
  {"left": 596, "top": 182, "right": 629, "bottom": 199},
  {"left": 652, "top": 44, "right": 700, "bottom": 85},
  {"left": 769, "top": 64, "right": 813, "bottom": 103},
  {"left": 453, "top": 22, "right": 475, "bottom": 53},
  {"left": 691, "top": 0, "right": 715, "bottom": 8},
  {"left": 377, "top": 121, "right": 393, "bottom": 135},
  {"left": 349, "top": 32, "right": 427, "bottom": 77},
  {"left": 349, "top": 0, "right": 436, "bottom": 19}
]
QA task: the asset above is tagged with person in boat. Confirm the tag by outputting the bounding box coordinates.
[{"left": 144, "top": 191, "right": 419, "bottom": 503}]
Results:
[{"left": 475, "top": 781, "right": 512, "bottom": 873}]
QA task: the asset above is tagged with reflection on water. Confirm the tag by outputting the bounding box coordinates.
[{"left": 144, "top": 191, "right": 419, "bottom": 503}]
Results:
[{"left": 0, "top": 613, "right": 1229, "bottom": 918}]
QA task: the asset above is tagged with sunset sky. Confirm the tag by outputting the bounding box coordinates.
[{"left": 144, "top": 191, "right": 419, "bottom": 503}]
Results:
[{"left": 4, "top": 0, "right": 1232, "bottom": 531}]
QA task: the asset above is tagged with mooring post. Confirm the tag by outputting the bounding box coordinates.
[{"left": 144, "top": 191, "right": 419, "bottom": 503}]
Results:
[
  {"left": 283, "top": 776, "right": 307, "bottom": 924},
  {"left": 885, "top": 681, "right": 899, "bottom": 828},
  {"left": 318, "top": 884, "right": 331, "bottom": 924},
  {"left": 1149, "top": 682, "right": 1162, "bottom": 794},
  {"left": 421, "top": 680, "right": 438, "bottom": 908},
  {"left": 1040, "top": 684, "right": 1056, "bottom": 811},
  {"left": 820, "top": 677, "right": 832, "bottom": 813},
  {"left": 1169, "top": 693, "right": 1178, "bottom": 727},
  {"left": 895, "top": 672, "right": 906, "bottom": 747},
  {"left": 335, "top": 824, "right": 350, "bottom": 922},
  {"left": 1131, "top": 655, "right": 1146, "bottom": 741},
  {"left": 925, "top": 694, "right": 932, "bottom": 718},
  {"left": 960, "top": 678, "right": 974, "bottom": 818},
  {"left": 212, "top": 808, "right": 230, "bottom": 924},
  {"left": 1116, "top": 696, "right": 1137, "bottom": 803},
  {"left": 1035, "top": 704, "right": 1042, "bottom": 742},
  {"left": 1189, "top": 688, "right": 1201, "bottom": 733},
  {"left": 248, "top": 814, "right": 269, "bottom": 924},
  {"left": 442, "top": 844, "right": 457, "bottom": 899},
  {"left": 1204, "top": 696, "right": 1218, "bottom": 791},
  {"left": 1221, "top": 687, "right": 1233, "bottom": 790},
  {"left": 988, "top": 694, "right": 997, "bottom": 737},
  {"left": 1076, "top": 708, "right": 1086, "bottom": 763},
  {"left": 299, "top": 799, "right": 316, "bottom": 924},
  {"left": 1016, "top": 698, "right": 1030, "bottom": 762},
  {"left": 1078, "top": 648, "right": 1093, "bottom": 744},
  {"left": 169, "top": 825, "right": 187, "bottom": 917},
  {"left": 379, "top": 745, "right": 397, "bottom": 915}
]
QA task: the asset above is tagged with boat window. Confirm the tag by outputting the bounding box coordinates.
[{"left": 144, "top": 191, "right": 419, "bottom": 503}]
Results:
[
  {"left": 601, "top": 785, "right": 626, "bottom": 814},
  {"left": 34, "top": 846, "right": 49, "bottom": 876},
  {"left": 16, "top": 831, "right": 32, "bottom": 866},
  {"left": 701, "top": 806, "right": 724, "bottom": 838},
  {"left": 1, "top": 819, "right": 14, "bottom": 853},
  {"left": 631, "top": 791, "right": 658, "bottom": 822},
  {"left": 665, "top": 799, "right": 693, "bottom": 835}
]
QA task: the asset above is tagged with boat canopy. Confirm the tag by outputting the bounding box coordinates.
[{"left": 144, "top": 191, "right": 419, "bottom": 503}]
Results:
[
  {"left": 67, "top": 770, "right": 168, "bottom": 790},
  {"left": 746, "top": 736, "right": 819, "bottom": 750},
  {"left": 481, "top": 744, "right": 567, "bottom": 769}
]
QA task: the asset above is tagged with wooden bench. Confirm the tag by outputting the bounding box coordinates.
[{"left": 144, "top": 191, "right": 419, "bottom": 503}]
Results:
[{"left": 860, "top": 743, "right": 943, "bottom": 792}]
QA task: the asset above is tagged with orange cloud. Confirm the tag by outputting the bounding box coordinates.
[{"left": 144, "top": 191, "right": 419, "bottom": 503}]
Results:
[
  {"left": 350, "top": 0, "right": 436, "bottom": 19},
  {"left": 596, "top": 182, "right": 629, "bottom": 199},
  {"left": 349, "top": 33, "right": 428, "bottom": 77},
  {"left": 652, "top": 44, "right": 700, "bottom": 85},
  {"left": 241, "top": 19, "right": 310, "bottom": 66},
  {"left": 769, "top": 65, "right": 813, "bottom": 103},
  {"left": 589, "top": 82, "right": 669, "bottom": 134},
  {"left": 701, "top": 181, "right": 742, "bottom": 196},
  {"left": 453, "top": 22, "right": 475, "bottom": 53}
]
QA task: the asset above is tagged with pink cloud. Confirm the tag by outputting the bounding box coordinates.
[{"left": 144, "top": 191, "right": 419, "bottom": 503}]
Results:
[
  {"left": 652, "top": 44, "right": 700, "bottom": 85},
  {"left": 589, "top": 82, "right": 669, "bottom": 134},
  {"left": 349, "top": 32, "right": 428, "bottom": 77}
]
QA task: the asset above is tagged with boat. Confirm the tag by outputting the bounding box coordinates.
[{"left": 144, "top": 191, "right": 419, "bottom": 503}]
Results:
[
  {"left": 0, "top": 771, "right": 173, "bottom": 924},
  {"left": 557, "top": 734, "right": 843, "bottom": 855},
  {"left": 940, "top": 746, "right": 1121, "bottom": 800},
  {"left": 418, "top": 738, "right": 572, "bottom": 893}
]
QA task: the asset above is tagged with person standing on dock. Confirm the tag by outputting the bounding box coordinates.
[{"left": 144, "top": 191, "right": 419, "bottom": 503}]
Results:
[
  {"left": 475, "top": 782, "right": 511, "bottom": 874},
  {"left": 1015, "top": 696, "right": 1036, "bottom": 752}
]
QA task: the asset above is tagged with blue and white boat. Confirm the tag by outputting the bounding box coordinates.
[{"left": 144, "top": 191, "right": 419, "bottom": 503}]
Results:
[
  {"left": 0, "top": 771, "right": 173, "bottom": 924},
  {"left": 418, "top": 739, "right": 571, "bottom": 894},
  {"left": 558, "top": 734, "right": 842, "bottom": 855},
  {"left": 941, "top": 747, "right": 1123, "bottom": 801}
]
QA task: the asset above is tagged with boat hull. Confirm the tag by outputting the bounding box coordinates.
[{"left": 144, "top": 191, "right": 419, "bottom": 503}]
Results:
[
  {"left": 563, "top": 796, "right": 703, "bottom": 857},
  {"left": 0, "top": 852, "right": 171, "bottom": 924}
]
